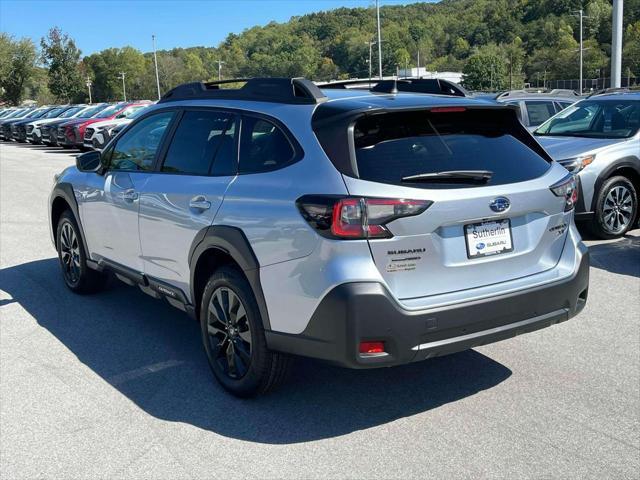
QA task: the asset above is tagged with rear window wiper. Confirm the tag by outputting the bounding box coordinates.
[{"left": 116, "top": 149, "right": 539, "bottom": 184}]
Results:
[{"left": 401, "top": 170, "right": 493, "bottom": 184}]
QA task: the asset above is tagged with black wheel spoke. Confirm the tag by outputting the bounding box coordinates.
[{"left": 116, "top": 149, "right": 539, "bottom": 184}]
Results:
[
  {"left": 206, "top": 285, "right": 252, "bottom": 380},
  {"left": 59, "top": 222, "right": 81, "bottom": 285}
]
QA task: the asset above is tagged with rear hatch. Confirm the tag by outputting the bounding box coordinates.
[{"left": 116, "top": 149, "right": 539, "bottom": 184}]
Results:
[{"left": 319, "top": 106, "right": 573, "bottom": 300}]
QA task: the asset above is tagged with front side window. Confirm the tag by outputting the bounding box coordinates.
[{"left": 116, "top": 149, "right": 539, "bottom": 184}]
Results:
[
  {"left": 162, "top": 110, "right": 236, "bottom": 176},
  {"left": 238, "top": 117, "right": 295, "bottom": 174},
  {"left": 525, "top": 101, "right": 556, "bottom": 127},
  {"left": 108, "top": 111, "right": 175, "bottom": 171},
  {"left": 536, "top": 99, "right": 640, "bottom": 139}
]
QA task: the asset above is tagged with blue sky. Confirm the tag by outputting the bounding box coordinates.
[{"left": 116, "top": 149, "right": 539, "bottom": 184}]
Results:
[{"left": 0, "top": 0, "right": 424, "bottom": 56}]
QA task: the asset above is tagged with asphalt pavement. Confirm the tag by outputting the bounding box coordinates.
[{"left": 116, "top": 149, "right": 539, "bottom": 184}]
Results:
[{"left": 1, "top": 142, "right": 638, "bottom": 479}]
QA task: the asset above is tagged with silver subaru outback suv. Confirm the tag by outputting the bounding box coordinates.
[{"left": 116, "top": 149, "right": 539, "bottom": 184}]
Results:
[
  {"left": 535, "top": 91, "right": 640, "bottom": 239},
  {"left": 49, "top": 78, "right": 589, "bottom": 397}
]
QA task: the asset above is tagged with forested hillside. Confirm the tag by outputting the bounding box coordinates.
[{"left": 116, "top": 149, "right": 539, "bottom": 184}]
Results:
[{"left": 2, "top": 0, "right": 640, "bottom": 104}]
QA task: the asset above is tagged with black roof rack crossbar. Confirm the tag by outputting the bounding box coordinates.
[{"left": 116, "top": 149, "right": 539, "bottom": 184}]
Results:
[{"left": 159, "top": 77, "right": 327, "bottom": 105}]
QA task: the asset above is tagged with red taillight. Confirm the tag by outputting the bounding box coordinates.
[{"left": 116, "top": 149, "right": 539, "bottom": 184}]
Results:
[
  {"left": 298, "top": 196, "right": 432, "bottom": 240},
  {"left": 430, "top": 107, "right": 467, "bottom": 113},
  {"left": 331, "top": 198, "right": 363, "bottom": 237},
  {"left": 359, "top": 341, "right": 385, "bottom": 354}
]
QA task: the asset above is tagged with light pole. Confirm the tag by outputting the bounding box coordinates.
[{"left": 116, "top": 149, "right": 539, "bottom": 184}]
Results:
[
  {"left": 611, "top": 0, "right": 623, "bottom": 88},
  {"left": 365, "top": 40, "right": 377, "bottom": 86},
  {"left": 152, "top": 34, "right": 161, "bottom": 100},
  {"left": 215, "top": 60, "right": 225, "bottom": 80},
  {"left": 573, "top": 9, "right": 589, "bottom": 94},
  {"left": 118, "top": 72, "right": 126, "bottom": 101},
  {"left": 376, "top": 0, "right": 383, "bottom": 79},
  {"left": 86, "top": 77, "right": 92, "bottom": 104}
]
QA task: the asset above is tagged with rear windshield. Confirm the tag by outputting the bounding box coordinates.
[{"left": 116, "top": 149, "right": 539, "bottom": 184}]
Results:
[{"left": 353, "top": 109, "right": 551, "bottom": 188}]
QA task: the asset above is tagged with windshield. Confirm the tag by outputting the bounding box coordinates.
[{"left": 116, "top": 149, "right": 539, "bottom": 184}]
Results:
[
  {"left": 535, "top": 99, "right": 640, "bottom": 139},
  {"left": 94, "top": 104, "right": 123, "bottom": 118},
  {"left": 60, "top": 107, "right": 84, "bottom": 118},
  {"left": 29, "top": 108, "right": 51, "bottom": 119},
  {"left": 81, "top": 105, "right": 108, "bottom": 117},
  {"left": 45, "top": 108, "right": 65, "bottom": 118},
  {"left": 118, "top": 105, "right": 149, "bottom": 119},
  {"left": 7, "top": 109, "right": 26, "bottom": 118}
]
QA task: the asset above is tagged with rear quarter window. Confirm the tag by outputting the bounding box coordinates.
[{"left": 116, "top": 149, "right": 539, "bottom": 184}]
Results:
[{"left": 353, "top": 109, "right": 551, "bottom": 189}]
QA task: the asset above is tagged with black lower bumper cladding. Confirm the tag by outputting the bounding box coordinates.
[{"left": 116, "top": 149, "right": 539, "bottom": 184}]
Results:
[{"left": 266, "top": 253, "right": 589, "bottom": 368}]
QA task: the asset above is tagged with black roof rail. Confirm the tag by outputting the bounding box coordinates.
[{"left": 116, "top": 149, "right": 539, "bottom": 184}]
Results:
[
  {"left": 159, "top": 77, "right": 327, "bottom": 105},
  {"left": 587, "top": 87, "right": 632, "bottom": 98},
  {"left": 318, "top": 78, "right": 468, "bottom": 97}
]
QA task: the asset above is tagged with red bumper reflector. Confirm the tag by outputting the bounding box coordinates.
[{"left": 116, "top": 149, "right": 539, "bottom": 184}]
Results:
[{"left": 359, "top": 341, "right": 385, "bottom": 354}]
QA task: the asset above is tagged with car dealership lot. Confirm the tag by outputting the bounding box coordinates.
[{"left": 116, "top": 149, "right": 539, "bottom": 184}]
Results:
[{"left": 1, "top": 143, "right": 638, "bottom": 479}]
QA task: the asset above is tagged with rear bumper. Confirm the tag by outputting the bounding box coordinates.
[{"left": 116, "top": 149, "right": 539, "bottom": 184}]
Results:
[{"left": 266, "top": 250, "right": 589, "bottom": 368}]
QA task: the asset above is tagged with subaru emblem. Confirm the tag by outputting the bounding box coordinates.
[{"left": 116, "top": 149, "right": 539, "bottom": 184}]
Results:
[{"left": 489, "top": 197, "right": 510, "bottom": 213}]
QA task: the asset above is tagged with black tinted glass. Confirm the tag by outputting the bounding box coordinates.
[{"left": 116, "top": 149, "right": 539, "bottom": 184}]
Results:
[
  {"left": 239, "top": 117, "right": 295, "bottom": 173},
  {"left": 162, "top": 111, "right": 236, "bottom": 175},
  {"left": 353, "top": 110, "right": 550, "bottom": 189}
]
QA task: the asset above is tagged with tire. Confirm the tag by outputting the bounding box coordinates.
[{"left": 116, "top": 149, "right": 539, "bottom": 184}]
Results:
[
  {"left": 200, "top": 266, "right": 291, "bottom": 397},
  {"left": 590, "top": 176, "right": 638, "bottom": 239},
  {"left": 56, "top": 210, "right": 107, "bottom": 293}
]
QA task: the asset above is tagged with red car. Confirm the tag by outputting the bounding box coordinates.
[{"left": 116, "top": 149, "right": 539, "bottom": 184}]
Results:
[{"left": 58, "top": 102, "right": 151, "bottom": 149}]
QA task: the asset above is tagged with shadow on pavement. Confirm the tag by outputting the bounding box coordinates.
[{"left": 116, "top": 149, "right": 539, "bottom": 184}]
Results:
[
  {"left": 1, "top": 258, "right": 512, "bottom": 444},
  {"left": 588, "top": 233, "right": 640, "bottom": 278}
]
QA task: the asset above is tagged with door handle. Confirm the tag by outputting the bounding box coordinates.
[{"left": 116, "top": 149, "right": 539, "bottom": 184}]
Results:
[
  {"left": 122, "top": 189, "right": 138, "bottom": 201},
  {"left": 189, "top": 196, "right": 211, "bottom": 211}
]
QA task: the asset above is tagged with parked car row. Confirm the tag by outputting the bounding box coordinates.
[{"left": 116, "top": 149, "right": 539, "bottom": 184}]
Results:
[{"left": 0, "top": 101, "right": 153, "bottom": 151}]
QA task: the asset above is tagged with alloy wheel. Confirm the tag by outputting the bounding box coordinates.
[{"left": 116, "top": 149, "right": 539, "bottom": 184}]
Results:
[
  {"left": 60, "top": 222, "right": 81, "bottom": 284},
  {"left": 206, "top": 287, "right": 252, "bottom": 379},
  {"left": 602, "top": 185, "right": 634, "bottom": 234}
]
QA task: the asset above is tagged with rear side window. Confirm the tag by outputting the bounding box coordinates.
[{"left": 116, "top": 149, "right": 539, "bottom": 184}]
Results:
[
  {"left": 525, "top": 101, "right": 556, "bottom": 127},
  {"left": 162, "top": 110, "right": 236, "bottom": 176},
  {"left": 238, "top": 117, "right": 295, "bottom": 174},
  {"left": 353, "top": 109, "right": 551, "bottom": 189}
]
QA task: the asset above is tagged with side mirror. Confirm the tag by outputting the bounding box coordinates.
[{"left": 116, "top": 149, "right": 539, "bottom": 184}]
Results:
[{"left": 76, "top": 151, "right": 104, "bottom": 174}]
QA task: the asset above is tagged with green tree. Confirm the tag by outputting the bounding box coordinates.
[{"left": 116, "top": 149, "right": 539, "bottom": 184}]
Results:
[
  {"left": 623, "top": 21, "right": 640, "bottom": 81},
  {"left": 0, "top": 35, "right": 37, "bottom": 105},
  {"left": 40, "top": 27, "right": 84, "bottom": 102},
  {"left": 462, "top": 48, "right": 507, "bottom": 90}
]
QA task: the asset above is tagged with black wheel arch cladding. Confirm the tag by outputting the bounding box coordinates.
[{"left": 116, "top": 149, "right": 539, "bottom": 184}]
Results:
[
  {"left": 189, "top": 225, "right": 271, "bottom": 330},
  {"left": 51, "top": 182, "right": 90, "bottom": 255}
]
